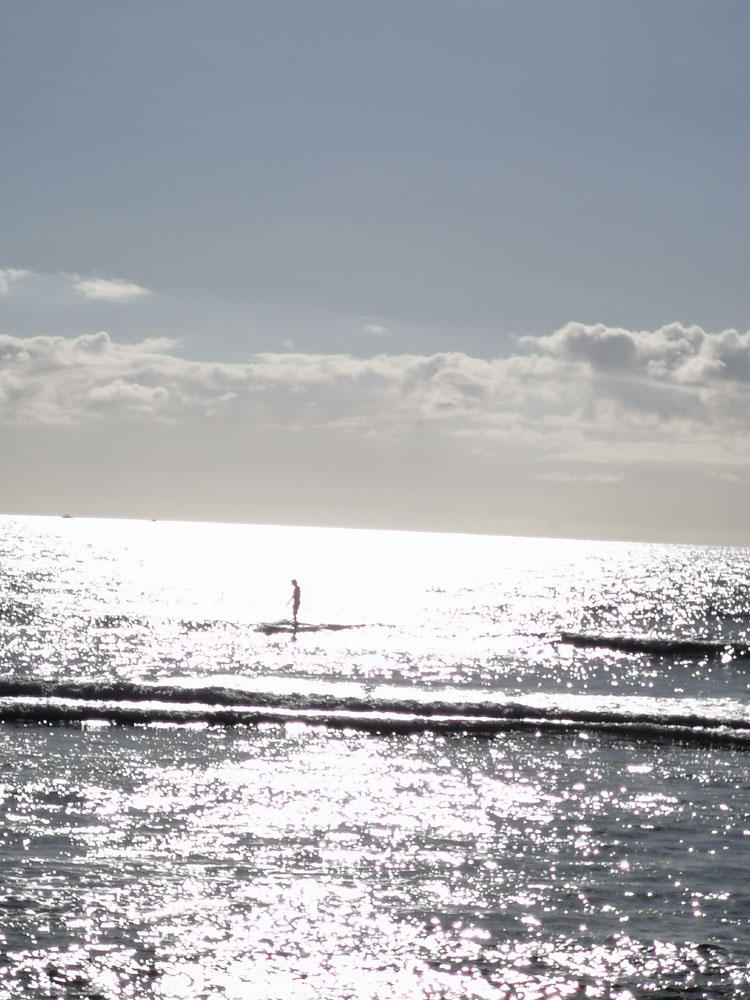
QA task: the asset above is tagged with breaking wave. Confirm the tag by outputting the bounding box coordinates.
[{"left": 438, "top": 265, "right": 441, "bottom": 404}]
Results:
[
  {"left": 560, "top": 632, "right": 750, "bottom": 658},
  {"left": 0, "top": 677, "right": 749, "bottom": 747}
]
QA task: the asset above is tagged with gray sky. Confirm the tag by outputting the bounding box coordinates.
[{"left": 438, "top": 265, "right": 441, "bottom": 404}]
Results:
[{"left": 3, "top": 1, "right": 750, "bottom": 544}]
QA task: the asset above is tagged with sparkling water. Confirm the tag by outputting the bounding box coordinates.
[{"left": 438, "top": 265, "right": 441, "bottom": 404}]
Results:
[{"left": 1, "top": 515, "right": 749, "bottom": 998}]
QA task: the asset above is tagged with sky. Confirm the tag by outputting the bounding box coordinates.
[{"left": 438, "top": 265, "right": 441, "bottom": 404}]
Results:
[{"left": 3, "top": 1, "right": 750, "bottom": 544}]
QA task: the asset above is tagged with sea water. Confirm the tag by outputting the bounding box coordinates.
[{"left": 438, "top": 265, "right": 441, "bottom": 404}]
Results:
[{"left": 0, "top": 514, "right": 749, "bottom": 999}]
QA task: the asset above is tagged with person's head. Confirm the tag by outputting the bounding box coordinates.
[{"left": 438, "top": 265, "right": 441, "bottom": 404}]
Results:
[{"left": 291, "top": 579, "right": 297, "bottom": 586}]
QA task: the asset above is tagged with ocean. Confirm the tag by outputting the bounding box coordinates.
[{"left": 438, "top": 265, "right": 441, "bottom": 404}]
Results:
[{"left": 0, "top": 514, "right": 749, "bottom": 999}]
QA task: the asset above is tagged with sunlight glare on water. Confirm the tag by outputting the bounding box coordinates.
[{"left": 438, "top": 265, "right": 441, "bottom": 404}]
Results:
[
  {"left": 3, "top": 517, "right": 750, "bottom": 997},
  {"left": 2, "top": 720, "right": 749, "bottom": 998}
]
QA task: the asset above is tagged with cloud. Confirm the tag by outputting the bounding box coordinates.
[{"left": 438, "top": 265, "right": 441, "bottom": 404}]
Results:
[
  {"left": 0, "top": 267, "right": 151, "bottom": 303},
  {"left": 362, "top": 323, "right": 388, "bottom": 336},
  {"left": 0, "top": 268, "right": 31, "bottom": 294},
  {"left": 523, "top": 321, "right": 750, "bottom": 384},
  {"left": 4, "top": 321, "right": 750, "bottom": 542},
  {"left": 0, "top": 335, "right": 499, "bottom": 426},
  {"left": 72, "top": 275, "right": 151, "bottom": 302},
  {"left": 1, "top": 323, "right": 750, "bottom": 480}
]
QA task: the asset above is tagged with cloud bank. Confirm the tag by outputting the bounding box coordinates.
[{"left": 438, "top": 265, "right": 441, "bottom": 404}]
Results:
[
  {"left": 3, "top": 321, "right": 750, "bottom": 541},
  {"left": 1, "top": 322, "right": 749, "bottom": 473}
]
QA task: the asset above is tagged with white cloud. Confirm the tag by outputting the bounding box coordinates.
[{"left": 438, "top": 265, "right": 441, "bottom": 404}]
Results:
[
  {"left": 72, "top": 275, "right": 151, "bottom": 302},
  {"left": 362, "top": 323, "right": 388, "bottom": 336},
  {"left": 0, "top": 267, "right": 151, "bottom": 303},
  {"left": 4, "top": 322, "right": 750, "bottom": 542},
  {"left": 88, "top": 379, "right": 170, "bottom": 413},
  {"left": 523, "top": 321, "right": 750, "bottom": 384},
  {"left": 1, "top": 323, "right": 749, "bottom": 479},
  {"left": 0, "top": 268, "right": 31, "bottom": 294}
]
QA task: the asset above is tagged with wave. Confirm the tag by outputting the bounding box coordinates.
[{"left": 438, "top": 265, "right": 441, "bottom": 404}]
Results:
[
  {"left": 0, "top": 678, "right": 749, "bottom": 748},
  {"left": 560, "top": 632, "right": 750, "bottom": 658}
]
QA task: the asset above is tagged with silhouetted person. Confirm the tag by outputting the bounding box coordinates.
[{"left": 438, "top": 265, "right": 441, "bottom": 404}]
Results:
[{"left": 290, "top": 579, "right": 301, "bottom": 625}]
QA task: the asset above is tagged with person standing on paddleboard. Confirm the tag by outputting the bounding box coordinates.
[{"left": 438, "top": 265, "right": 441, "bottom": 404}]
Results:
[{"left": 290, "top": 579, "right": 301, "bottom": 625}]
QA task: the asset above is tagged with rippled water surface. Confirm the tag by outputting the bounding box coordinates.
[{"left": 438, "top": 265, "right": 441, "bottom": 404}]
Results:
[{"left": 1, "top": 515, "right": 749, "bottom": 998}]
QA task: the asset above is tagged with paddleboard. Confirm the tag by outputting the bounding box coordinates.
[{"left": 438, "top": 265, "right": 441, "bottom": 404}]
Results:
[{"left": 255, "top": 619, "right": 359, "bottom": 635}]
